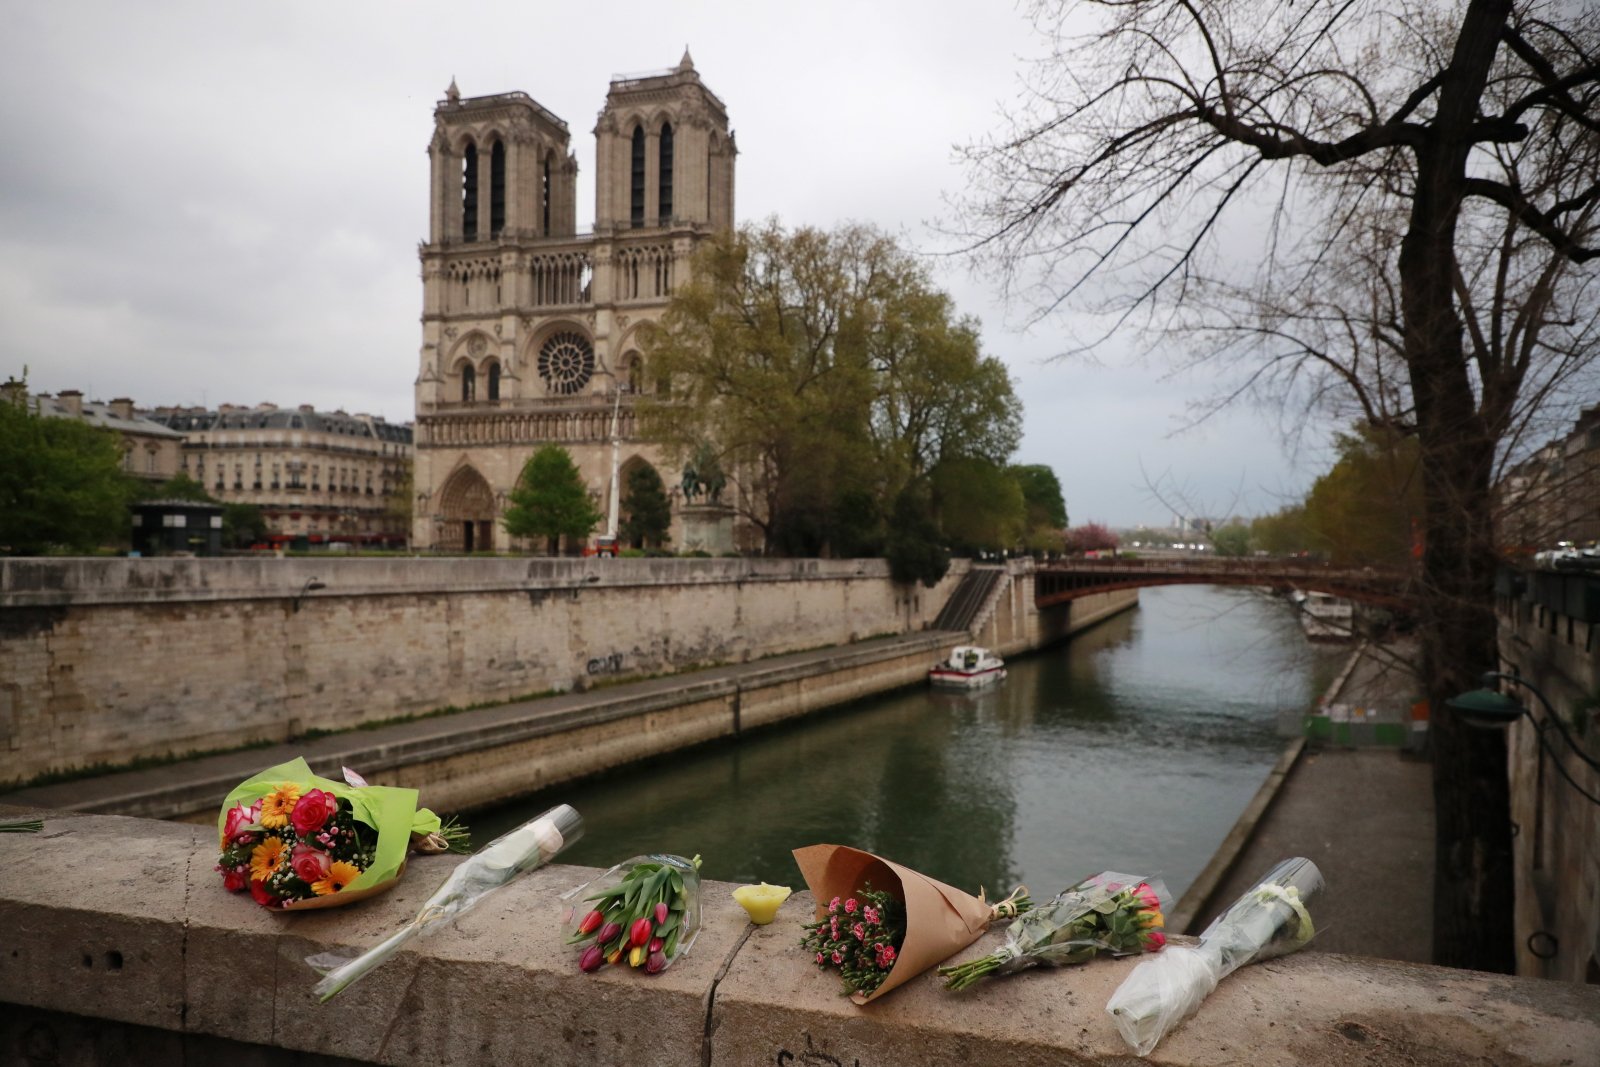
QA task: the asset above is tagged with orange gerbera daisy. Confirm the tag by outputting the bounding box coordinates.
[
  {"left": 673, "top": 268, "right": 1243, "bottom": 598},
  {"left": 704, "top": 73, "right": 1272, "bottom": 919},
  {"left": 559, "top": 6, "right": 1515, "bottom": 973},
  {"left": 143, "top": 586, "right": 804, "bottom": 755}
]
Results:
[
  {"left": 249, "top": 837, "right": 287, "bottom": 882},
  {"left": 258, "top": 783, "right": 302, "bottom": 829},
  {"left": 312, "top": 861, "right": 361, "bottom": 896}
]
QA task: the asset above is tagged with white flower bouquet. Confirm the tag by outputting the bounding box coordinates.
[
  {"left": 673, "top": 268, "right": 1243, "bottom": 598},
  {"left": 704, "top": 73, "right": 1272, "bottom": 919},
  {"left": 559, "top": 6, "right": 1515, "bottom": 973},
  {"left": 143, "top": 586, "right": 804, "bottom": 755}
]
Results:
[
  {"left": 1105, "top": 856, "right": 1323, "bottom": 1056},
  {"left": 308, "top": 804, "right": 583, "bottom": 1000}
]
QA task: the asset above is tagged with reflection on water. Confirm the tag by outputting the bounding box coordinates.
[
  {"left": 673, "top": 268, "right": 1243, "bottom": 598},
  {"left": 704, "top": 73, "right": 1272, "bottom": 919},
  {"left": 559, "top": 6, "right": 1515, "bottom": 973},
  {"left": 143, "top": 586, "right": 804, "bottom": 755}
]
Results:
[{"left": 466, "top": 586, "right": 1343, "bottom": 900}]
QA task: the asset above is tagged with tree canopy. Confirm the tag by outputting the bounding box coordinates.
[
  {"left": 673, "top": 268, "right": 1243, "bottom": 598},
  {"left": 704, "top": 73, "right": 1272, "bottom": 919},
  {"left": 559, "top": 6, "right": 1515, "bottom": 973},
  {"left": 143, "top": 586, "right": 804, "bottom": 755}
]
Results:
[
  {"left": 959, "top": 0, "right": 1599, "bottom": 972},
  {"left": 0, "top": 389, "right": 135, "bottom": 554},
  {"left": 619, "top": 462, "right": 672, "bottom": 549},
  {"left": 641, "top": 221, "right": 1024, "bottom": 563},
  {"left": 501, "top": 445, "right": 602, "bottom": 555}
]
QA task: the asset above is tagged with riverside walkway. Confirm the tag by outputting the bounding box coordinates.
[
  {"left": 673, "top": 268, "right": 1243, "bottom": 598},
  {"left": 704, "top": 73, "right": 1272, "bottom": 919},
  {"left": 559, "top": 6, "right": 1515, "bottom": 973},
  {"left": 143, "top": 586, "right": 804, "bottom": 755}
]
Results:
[{"left": 1176, "top": 640, "right": 1434, "bottom": 962}]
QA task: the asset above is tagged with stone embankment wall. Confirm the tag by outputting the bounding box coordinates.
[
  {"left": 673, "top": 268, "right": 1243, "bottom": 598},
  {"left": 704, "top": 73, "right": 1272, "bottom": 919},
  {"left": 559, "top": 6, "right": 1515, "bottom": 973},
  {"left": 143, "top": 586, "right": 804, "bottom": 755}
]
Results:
[
  {"left": 0, "top": 557, "right": 966, "bottom": 784},
  {"left": 3, "top": 809, "right": 1597, "bottom": 1067},
  {"left": 1494, "top": 567, "right": 1600, "bottom": 982}
]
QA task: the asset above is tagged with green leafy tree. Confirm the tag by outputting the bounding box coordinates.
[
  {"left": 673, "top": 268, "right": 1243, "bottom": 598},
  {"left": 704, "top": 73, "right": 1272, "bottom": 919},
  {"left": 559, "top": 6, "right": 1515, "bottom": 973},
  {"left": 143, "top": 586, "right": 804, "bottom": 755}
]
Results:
[
  {"left": 885, "top": 483, "right": 950, "bottom": 586},
  {"left": 1250, "top": 506, "right": 1308, "bottom": 557},
  {"left": 1211, "top": 522, "right": 1252, "bottom": 558},
  {"left": 1010, "top": 464, "right": 1068, "bottom": 553},
  {"left": 142, "top": 472, "right": 215, "bottom": 502},
  {"left": 502, "top": 445, "right": 602, "bottom": 555},
  {"left": 642, "top": 221, "right": 1022, "bottom": 557},
  {"left": 222, "top": 503, "right": 269, "bottom": 549},
  {"left": 1302, "top": 427, "right": 1424, "bottom": 567},
  {"left": 619, "top": 463, "right": 672, "bottom": 549},
  {"left": 934, "top": 458, "right": 1026, "bottom": 553},
  {"left": 0, "top": 385, "right": 136, "bottom": 554}
]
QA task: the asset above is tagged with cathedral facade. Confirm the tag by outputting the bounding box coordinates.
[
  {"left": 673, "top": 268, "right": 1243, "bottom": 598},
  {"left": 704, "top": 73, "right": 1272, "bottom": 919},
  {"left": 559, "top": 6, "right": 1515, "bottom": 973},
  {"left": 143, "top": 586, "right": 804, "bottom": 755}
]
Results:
[{"left": 412, "top": 53, "right": 735, "bottom": 552}]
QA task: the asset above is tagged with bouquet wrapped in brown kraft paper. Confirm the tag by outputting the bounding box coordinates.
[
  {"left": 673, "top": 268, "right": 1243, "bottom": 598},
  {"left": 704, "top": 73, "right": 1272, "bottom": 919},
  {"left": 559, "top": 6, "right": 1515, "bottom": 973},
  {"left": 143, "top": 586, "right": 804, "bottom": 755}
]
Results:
[{"left": 793, "top": 844, "right": 1029, "bottom": 1005}]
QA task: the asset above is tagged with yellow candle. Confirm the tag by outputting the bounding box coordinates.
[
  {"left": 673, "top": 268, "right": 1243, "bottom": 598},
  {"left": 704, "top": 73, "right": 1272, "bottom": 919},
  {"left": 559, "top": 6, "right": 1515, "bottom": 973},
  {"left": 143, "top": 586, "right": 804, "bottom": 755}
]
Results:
[{"left": 732, "top": 882, "right": 792, "bottom": 925}]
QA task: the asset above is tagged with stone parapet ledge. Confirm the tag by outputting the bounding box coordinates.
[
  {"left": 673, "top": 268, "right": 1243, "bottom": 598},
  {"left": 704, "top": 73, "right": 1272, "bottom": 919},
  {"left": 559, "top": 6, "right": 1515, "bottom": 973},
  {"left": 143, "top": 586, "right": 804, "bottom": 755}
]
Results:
[{"left": 4, "top": 808, "right": 1597, "bottom": 1066}]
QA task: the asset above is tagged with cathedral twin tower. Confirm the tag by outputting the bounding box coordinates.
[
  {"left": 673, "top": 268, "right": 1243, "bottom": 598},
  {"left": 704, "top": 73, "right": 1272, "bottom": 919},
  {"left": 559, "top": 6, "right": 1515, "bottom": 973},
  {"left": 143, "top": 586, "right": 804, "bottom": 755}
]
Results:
[{"left": 413, "top": 53, "right": 735, "bottom": 552}]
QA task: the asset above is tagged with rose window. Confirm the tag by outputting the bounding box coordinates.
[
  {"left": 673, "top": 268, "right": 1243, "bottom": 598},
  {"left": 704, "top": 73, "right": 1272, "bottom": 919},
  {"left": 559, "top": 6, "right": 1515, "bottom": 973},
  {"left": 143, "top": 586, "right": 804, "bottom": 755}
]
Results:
[{"left": 538, "top": 332, "right": 595, "bottom": 395}]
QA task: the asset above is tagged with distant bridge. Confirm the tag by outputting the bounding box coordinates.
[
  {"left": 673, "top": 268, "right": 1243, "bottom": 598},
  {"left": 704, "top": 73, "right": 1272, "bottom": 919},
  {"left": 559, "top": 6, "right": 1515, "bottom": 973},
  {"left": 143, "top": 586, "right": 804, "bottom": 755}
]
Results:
[{"left": 1034, "top": 557, "right": 1415, "bottom": 610}]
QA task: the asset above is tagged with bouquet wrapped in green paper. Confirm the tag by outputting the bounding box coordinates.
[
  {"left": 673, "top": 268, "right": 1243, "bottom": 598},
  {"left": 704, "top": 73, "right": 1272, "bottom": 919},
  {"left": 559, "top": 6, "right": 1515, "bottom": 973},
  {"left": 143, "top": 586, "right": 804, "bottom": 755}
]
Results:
[{"left": 215, "top": 757, "right": 459, "bottom": 911}]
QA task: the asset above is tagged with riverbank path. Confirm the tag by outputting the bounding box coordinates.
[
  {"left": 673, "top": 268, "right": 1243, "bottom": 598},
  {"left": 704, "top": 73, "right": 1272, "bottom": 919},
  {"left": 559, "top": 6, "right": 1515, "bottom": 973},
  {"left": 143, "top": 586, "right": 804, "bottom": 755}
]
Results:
[{"left": 1193, "top": 639, "right": 1435, "bottom": 964}]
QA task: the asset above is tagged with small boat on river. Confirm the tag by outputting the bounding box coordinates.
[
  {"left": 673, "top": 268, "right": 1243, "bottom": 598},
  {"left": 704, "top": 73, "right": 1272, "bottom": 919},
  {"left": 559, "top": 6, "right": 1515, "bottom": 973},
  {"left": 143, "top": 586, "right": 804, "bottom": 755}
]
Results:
[
  {"left": 1291, "top": 590, "right": 1355, "bottom": 641},
  {"left": 929, "top": 645, "right": 1007, "bottom": 689}
]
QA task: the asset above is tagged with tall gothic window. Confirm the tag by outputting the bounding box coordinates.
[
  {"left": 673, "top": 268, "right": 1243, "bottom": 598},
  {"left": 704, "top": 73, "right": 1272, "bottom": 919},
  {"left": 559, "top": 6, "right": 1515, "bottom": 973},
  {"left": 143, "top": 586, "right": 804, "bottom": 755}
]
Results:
[
  {"left": 630, "top": 124, "right": 646, "bottom": 228},
  {"left": 487, "top": 361, "right": 501, "bottom": 400},
  {"left": 542, "top": 154, "right": 552, "bottom": 234},
  {"left": 462, "top": 143, "right": 478, "bottom": 241},
  {"left": 461, "top": 363, "right": 476, "bottom": 402},
  {"left": 489, "top": 140, "right": 506, "bottom": 236},
  {"left": 658, "top": 122, "right": 674, "bottom": 223}
]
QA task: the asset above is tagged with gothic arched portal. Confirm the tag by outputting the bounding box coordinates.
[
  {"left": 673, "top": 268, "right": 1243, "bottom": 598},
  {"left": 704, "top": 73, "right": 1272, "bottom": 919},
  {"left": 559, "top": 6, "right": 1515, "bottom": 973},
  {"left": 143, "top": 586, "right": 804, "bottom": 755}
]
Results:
[{"left": 438, "top": 464, "right": 495, "bottom": 552}]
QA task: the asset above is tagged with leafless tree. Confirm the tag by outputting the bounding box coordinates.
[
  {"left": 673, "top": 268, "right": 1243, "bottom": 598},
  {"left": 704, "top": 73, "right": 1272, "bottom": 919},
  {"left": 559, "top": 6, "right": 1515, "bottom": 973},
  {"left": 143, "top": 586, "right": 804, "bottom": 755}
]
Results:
[{"left": 958, "top": 0, "right": 1599, "bottom": 971}]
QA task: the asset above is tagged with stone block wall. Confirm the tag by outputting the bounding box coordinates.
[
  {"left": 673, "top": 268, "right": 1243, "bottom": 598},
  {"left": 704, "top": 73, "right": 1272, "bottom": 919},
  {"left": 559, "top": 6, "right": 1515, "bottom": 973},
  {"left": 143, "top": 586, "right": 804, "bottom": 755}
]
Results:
[
  {"left": 1496, "top": 570, "right": 1600, "bottom": 982},
  {"left": 0, "top": 557, "right": 966, "bottom": 785}
]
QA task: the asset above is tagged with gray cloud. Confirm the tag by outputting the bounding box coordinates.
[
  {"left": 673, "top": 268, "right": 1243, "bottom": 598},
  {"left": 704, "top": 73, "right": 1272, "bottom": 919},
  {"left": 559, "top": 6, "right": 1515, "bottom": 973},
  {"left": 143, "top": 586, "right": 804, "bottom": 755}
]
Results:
[{"left": 1, "top": 0, "right": 1328, "bottom": 523}]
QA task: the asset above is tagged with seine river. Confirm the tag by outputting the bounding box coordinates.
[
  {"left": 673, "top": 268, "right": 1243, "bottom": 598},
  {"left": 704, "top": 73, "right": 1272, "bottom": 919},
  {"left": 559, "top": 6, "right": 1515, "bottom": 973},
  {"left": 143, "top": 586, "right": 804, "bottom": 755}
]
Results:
[{"left": 467, "top": 585, "right": 1346, "bottom": 901}]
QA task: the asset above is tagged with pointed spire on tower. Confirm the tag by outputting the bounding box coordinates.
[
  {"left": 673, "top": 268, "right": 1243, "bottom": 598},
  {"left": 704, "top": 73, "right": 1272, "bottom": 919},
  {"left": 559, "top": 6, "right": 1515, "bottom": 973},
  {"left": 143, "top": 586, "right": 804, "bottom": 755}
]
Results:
[
  {"left": 445, "top": 76, "right": 460, "bottom": 104},
  {"left": 677, "top": 47, "right": 695, "bottom": 73}
]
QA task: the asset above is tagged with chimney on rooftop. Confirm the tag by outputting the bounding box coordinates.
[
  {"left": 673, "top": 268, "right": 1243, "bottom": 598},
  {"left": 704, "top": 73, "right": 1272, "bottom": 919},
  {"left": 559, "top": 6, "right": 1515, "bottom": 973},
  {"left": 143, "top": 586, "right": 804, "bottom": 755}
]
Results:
[
  {"left": 58, "top": 390, "right": 84, "bottom": 417},
  {"left": 109, "top": 398, "right": 134, "bottom": 420}
]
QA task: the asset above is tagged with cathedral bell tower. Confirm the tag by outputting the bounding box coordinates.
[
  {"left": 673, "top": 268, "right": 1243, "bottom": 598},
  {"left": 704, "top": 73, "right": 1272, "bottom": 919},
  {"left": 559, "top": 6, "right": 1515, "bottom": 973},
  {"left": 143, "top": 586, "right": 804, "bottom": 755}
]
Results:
[
  {"left": 593, "top": 49, "right": 736, "bottom": 235},
  {"left": 411, "top": 59, "right": 736, "bottom": 554}
]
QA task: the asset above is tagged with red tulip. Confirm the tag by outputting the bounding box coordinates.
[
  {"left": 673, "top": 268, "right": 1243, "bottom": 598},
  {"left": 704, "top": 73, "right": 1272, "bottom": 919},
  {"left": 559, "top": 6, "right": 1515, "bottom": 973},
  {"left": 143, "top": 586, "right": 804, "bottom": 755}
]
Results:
[
  {"left": 598, "top": 922, "right": 622, "bottom": 946},
  {"left": 578, "top": 945, "right": 605, "bottom": 972},
  {"left": 629, "top": 917, "right": 653, "bottom": 947},
  {"left": 646, "top": 950, "right": 667, "bottom": 974},
  {"left": 577, "top": 909, "right": 604, "bottom": 935},
  {"left": 649, "top": 937, "right": 664, "bottom": 953},
  {"left": 654, "top": 902, "right": 669, "bottom": 925}
]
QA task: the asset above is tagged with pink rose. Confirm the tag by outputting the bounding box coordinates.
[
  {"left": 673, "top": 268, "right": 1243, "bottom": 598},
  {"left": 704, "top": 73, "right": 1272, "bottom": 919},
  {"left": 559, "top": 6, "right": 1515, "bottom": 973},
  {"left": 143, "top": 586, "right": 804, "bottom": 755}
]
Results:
[
  {"left": 223, "top": 802, "right": 260, "bottom": 843},
  {"left": 1134, "top": 883, "right": 1161, "bottom": 911},
  {"left": 1143, "top": 930, "right": 1166, "bottom": 951},
  {"left": 290, "top": 844, "right": 332, "bottom": 885},
  {"left": 290, "top": 789, "right": 340, "bottom": 836}
]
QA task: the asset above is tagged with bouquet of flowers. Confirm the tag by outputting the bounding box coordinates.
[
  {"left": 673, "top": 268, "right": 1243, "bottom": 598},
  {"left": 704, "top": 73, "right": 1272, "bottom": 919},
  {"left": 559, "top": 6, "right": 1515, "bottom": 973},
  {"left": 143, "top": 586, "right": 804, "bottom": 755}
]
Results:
[
  {"left": 216, "top": 758, "right": 461, "bottom": 911},
  {"left": 800, "top": 883, "right": 906, "bottom": 998},
  {"left": 564, "top": 854, "right": 702, "bottom": 975},
  {"left": 310, "top": 804, "right": 583, "bottom": 1000},
  {"left": 793, "top": 844, "right": 1031, "bottom": 1004},
  {"left": 1106, "top": 856, "right": 1324, "bottom": 1056},
  {"left": 940, "top": 872, "right": 1166, "bottom": 991}
]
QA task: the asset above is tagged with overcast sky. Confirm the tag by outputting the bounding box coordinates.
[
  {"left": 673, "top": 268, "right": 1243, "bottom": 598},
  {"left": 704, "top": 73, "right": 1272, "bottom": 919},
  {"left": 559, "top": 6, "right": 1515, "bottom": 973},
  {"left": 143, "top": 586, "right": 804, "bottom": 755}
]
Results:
[{"left": 1, "top": 1, "right": 1332, "bottom": 527}]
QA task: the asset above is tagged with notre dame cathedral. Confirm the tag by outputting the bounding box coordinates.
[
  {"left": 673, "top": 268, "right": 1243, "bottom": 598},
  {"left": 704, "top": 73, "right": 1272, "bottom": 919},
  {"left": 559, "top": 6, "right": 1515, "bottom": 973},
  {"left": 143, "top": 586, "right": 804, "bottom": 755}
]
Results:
[{"left": 412, "top": 52, "right": 736, "bottom": 552}]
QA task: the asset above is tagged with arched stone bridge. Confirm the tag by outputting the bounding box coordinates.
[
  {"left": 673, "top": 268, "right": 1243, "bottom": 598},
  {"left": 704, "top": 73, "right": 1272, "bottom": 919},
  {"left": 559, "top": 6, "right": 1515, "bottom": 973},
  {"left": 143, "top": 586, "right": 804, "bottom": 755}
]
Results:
[{"left": 1035, "top": 557, "right": 1414, "bottom": 610}]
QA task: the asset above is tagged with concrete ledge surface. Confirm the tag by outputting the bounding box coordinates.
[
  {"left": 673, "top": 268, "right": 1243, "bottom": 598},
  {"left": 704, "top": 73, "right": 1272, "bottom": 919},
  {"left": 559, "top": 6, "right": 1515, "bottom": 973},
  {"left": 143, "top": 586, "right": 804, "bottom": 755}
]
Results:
[{"left": 2, "top": 807, "right": 1596, "bottom": 1066}]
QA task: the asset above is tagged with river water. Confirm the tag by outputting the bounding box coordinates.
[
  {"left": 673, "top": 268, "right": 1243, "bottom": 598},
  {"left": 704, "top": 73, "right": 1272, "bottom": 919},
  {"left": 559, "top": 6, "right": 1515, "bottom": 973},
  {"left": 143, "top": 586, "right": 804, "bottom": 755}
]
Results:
[{"left": 467, "top": 585, "right": 1345, "bottom": 901}]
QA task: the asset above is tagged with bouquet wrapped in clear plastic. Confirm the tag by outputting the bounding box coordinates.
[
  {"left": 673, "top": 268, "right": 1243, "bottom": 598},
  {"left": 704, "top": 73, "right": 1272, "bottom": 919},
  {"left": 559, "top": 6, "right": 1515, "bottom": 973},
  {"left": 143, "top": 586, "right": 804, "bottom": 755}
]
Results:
[
  {"left": 308, "top": 804, "right": 583, "bottom": 1000},
  {"left": 562, "top": 853, "right": 702, "bottom": 975},
  {"left": 1105, "top": 857, "right": 1323, "bottom": 1056},
  {"left": 940, "top": 872, "right": 1165, "bottom": 991}
]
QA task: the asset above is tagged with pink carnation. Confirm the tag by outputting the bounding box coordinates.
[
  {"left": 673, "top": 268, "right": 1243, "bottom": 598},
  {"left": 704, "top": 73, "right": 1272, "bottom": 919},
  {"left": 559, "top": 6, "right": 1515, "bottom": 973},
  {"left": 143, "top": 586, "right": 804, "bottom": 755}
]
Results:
[
  {"left": 828, "top": 896, "right": 841, "bottom": 913},
  {"left": 830, "top": 951, "right": 843, "bottom": 965},
  {"left": 852, "top": 922, "right": 866, "bottom": 941},
  {"left": 863, "top": 906, "right": 879, "bottom": 925},
  {"left": 844, "top": 898, "right": 858, "bottom": 914}
]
